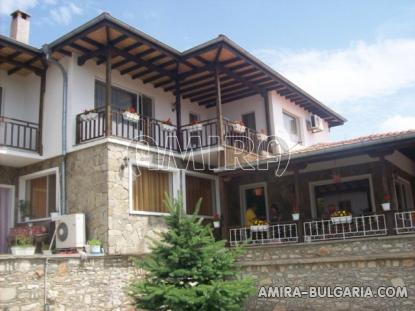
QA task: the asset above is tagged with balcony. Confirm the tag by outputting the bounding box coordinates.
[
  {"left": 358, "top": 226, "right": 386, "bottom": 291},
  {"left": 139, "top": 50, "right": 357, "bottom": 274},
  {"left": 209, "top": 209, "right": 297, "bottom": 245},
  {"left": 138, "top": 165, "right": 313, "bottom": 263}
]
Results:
[
  {"left": 0, "top": 116, "right": 39, "bottom": 152},
  {"left": 75, "top": 108, "right": 271, "bottom": 158}
]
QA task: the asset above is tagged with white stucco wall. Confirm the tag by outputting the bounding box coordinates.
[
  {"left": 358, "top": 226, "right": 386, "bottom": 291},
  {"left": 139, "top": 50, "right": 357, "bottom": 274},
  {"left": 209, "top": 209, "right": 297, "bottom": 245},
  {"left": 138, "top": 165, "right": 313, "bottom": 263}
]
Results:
[
  {"left": 0, "top": 69, "right": 40, "bottom": 123},
  {"left": 268, "top": 90, "right": 330, "bottom": 149}
]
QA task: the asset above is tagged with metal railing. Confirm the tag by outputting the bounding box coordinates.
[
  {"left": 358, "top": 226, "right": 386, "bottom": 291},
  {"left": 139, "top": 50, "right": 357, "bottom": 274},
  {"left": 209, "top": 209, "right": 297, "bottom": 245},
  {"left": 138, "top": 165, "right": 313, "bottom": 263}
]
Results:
[
  {"left": 303, "top": 214, "right": 387, "bottom": 242},
  {"left": 229, "top": 223, "right": 298, "bottom": 246},
  {"left": 181, "top": 118, "right": 219, "bottom": 151},
  {"left": 0, "top": 116, "right": 39, "bottom": 152},
  {"left": 395, "top": 211, "right": 415, "bottom": 234},
  {"left": 224, "top": 120, "right": 269, "bottom": 155}
]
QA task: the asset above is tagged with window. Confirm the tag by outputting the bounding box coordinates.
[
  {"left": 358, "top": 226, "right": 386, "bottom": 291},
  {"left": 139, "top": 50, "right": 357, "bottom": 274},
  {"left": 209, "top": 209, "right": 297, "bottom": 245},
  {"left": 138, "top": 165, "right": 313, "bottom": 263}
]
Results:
[
  {"left": 283, "top": 112, "right": 301, "bottom": 143},
  {"left": 94, "top": 81, "right": 138, "bottom": 111},
  {"left": 21, "top": 171, "right": 58, "bottom": 220},
  {"left": 140, "top": 94, "right": 153, "bottom": 118},
  {"left": 395, "top": 178, "right": 414, "bottom": 211},
  {"left": 242, "top": 112, "right": 256, "bottom": 131},
  {"left": 189, "top": 113, "right": 200, "bottom": 124},
  {"left": 185, "top": 175, "right": 215, "bottom": 216},
  {"left": 132, "top": 167, "right": 171, "bottom": 213}
]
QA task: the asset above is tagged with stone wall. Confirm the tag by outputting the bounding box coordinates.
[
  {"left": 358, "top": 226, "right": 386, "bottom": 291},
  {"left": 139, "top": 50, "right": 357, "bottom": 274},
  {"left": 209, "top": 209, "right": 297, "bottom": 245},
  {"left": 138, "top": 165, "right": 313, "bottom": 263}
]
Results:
[
  {"left": 0, "top": 255, "right": 143, "bottom": 311},
  {"left": 239, "top": 235, "right": 415, "bottom": 311}
]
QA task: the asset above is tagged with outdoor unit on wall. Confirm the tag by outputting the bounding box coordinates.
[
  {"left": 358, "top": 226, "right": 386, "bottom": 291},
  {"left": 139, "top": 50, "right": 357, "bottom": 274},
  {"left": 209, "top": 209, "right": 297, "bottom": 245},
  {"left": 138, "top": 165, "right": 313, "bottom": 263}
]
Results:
[
  {"left": 55, "top": 214, "right": 86, "bottom": 249},
  {"left": 307, "top": 114, "right": 325, "bottom": 133}
]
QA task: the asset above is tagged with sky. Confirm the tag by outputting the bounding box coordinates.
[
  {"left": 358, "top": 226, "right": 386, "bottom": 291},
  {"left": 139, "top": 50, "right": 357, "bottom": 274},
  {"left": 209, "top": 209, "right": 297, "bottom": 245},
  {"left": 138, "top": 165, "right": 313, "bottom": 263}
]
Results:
[{"left": 1, "top": 0, "right": 415, "bottom": 141}]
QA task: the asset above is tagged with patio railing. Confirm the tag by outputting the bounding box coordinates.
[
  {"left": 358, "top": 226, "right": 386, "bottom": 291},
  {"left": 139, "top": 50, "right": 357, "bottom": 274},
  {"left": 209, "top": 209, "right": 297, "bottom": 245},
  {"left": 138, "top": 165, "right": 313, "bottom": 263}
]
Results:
[
  {"left": 303, "top": 214, "right": 387, "bottom": 242},
  {"left": 395, "top": 211, "right": 415, "bottom": 234},
  {"left": 229, "top": 222, "right": 298, "bottom": 246},
  {"left": 0, "top": 116, "right": 39, "bottom": 152}
]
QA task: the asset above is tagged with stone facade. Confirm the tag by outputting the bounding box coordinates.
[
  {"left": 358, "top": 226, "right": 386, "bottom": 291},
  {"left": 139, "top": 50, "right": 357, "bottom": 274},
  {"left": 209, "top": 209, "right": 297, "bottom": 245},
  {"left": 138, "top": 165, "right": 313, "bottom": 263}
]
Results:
[
  {"left": 239, "top": 235, "right": 415, "bottom": 311},
  {"left": 0, "top": 255, "right": 142, "bottom": 311}
]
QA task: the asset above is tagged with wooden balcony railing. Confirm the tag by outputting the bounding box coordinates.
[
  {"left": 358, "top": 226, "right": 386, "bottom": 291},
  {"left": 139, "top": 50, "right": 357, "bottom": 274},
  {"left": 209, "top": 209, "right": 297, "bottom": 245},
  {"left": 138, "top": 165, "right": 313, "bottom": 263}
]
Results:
[
  {"left": 76, "top": 110, "right": 271, "bottom": 156},
  {"left": 0, "top": 116, "right": 39, "bottom": 152}
]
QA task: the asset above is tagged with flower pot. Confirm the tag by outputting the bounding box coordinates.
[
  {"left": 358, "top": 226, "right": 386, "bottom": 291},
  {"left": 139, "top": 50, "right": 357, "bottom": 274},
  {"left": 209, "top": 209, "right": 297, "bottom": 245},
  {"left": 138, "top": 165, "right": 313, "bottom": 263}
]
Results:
[
  {"left": 188, "top": 124, "right": 203, "bottom": 132},
  {"left": 11, "top": 246, "right": 35, "bottom": 256},
  {"left": 42, "top": 249, "right": 52, "bottom": 256},
  {"left": 292, "top": 213, "right": 300, "bottom": 221},
  {"left": 231, "top": 123, "right": 246, "bottom": 134},
  {"left": 122, "top": 111, "right": 140, "bottom": 122},
  {"left": 250, "top": 224, "right": 269, "bottom": 232},
  {"left": 161, "top": 123, "right": 175, "bottom": 132},
  {"left": 80, "top": 112, "right": 98, "bottom": 121},
  {"left": 90, "top": 245, "right": 101, "bottom": 254},
  {"left": 256, "top": 133, "right": 268, "bottom": 142},
  {"left": 331, "top": 215, "right": 352, "bottom": 224},
  {"left": 213, "top": 221, "right": 220, "bottom": 228},
  {"left": 381, "top": 203, "right": 391, "bottom": 211}
]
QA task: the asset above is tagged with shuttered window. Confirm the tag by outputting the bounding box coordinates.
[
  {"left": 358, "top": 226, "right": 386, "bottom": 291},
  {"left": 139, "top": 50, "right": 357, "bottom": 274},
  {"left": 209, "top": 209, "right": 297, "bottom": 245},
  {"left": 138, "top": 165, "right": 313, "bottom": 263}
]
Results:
[
  {"left": 186, "top": 175, "right": 215, "bottom": 216},
  {"left": 132, "top": 167, "right": 171, "bottom": 213},
  {"left": 25, "top": 174, "right": 57, "bottom": 219},
  {"left": 242, "top": 112, "right": 256, "bottom": 131}
]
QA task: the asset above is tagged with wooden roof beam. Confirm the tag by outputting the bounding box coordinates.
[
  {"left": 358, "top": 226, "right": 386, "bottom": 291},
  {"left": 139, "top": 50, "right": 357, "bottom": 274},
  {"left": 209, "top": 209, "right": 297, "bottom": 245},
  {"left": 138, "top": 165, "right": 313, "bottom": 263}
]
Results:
[{"left": 0, "top": 55, "right": 43, "bottom": 75}]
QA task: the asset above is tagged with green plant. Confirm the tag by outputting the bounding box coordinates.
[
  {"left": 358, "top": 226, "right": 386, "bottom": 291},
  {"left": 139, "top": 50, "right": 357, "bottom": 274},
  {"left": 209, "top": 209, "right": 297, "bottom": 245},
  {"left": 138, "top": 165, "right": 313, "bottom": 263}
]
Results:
[
  {"left": 15, "top": 235, "right": 33, "bottom": 247},
  {"left": 19, "top": 200, "right": 30, "bottom": 218},
  {"left": 87, "top": 239, "right": 101, "bottom": 246},
  {"left": 129, "top": 193, "right": 255, "bottom": 311}
]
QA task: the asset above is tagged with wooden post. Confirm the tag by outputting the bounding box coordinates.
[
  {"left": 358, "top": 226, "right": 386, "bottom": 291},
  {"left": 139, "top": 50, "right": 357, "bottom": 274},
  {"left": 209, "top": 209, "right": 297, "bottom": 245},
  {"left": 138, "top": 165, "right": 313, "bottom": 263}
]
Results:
[
  {"left": 175, "top": 79, "right": 182, "bottom": 149},
  {"left": 380, "top": 155, "right": 396, "bottom": 234},
  {"left": 262, "top": 91, "right": 271, "bottom": 136},
  {"left": 37, "top": 70, "right": 46, "bottom": 155},
  {"left": 215, "top": 66, "right": 224, "bottom": 145},
  {"left": 105, "top": 47, "right": 112, "bottom": 137},
  {"left": 293, "top": 167, "right": 304, "bottom": 242}
]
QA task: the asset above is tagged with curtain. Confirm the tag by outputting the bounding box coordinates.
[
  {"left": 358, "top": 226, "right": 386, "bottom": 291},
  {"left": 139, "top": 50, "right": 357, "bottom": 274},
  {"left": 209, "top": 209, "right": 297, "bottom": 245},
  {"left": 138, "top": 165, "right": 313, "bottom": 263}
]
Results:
[
  {"left": 30, "top": 176, "right": 47, "bottom": 219},
  {"left": 186, "top": 176, "right": 214, "bottom": 216},
  {"left": 132, "top": 168, "right": 170, "bottom": 213},
  {"left": 0, "top": 188, "right": 10, "bottom": 253}
]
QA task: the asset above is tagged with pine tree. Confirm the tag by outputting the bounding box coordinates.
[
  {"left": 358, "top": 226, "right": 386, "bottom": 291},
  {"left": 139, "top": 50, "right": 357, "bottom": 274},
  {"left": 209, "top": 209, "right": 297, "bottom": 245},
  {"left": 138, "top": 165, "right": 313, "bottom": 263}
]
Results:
[{"left": 129, "top": 194, "right": 255, "bottom": 311}]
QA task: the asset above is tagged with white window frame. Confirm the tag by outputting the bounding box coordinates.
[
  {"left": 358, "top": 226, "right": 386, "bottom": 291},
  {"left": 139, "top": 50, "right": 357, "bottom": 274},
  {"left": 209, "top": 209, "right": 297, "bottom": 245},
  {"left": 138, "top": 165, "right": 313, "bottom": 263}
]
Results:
[
  {"left": 128, "top": 160, "right": 181, "bottom": 216},
  {"left": 283, "top": 110, "right": 302, "bottom": 144},
  {"left": 309, "top": 173, "right": 376, "bottom": 219},
  {"left": 394, "top": 177, "right": 414, "bottom": 211},
  {"left": 182, "top": 170, "right": 220, "bottom": 219},
  {"left": 0, "top": 184, "right": 15, "bottom": 230},
  {"left": 18, "top": 167, "right": 60, "bottom": 223},
  {"left": 239, "top": 182, "right": 269, "bottom": 225}
]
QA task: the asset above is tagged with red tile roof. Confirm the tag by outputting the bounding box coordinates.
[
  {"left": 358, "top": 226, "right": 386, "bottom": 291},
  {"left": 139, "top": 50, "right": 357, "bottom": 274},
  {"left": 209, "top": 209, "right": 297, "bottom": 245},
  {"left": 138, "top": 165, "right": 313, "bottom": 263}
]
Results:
[{"left": 293, "top": 129, "right": 415, "bottom": 155}]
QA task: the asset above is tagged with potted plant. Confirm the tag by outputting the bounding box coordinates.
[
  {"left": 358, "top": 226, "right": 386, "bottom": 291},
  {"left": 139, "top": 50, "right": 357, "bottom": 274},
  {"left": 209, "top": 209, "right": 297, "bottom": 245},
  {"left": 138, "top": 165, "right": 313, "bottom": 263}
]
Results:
[
  {"left": 80, "top": 108, "right": 98, "bottom": 121},
  {"left": 381, "top": 194, "right": 391, "bottom": 211},
  {"left": 330, "top": 210, "right": 352, "bottom": 224},
  {"left": 213, "top": 213, "right": 220, "bottom": 229},
  {"left": 11, "top": 235, "right": 35, "bottom": 256},
  {"left": 19, "top": 200, "right": 30, "bottom": 222},
  {"left": 250, "top": 219, "right": 269, "bottom": 232},
  {"left": 231, "top": 120, "right": 246, "bottom": 134},
  {"left": 88, "top": 239, "right": 102, "bottom": 254},
  {"left": 188, "top": 119, "right": 203, "bottom": 132},
  {"left": 161, "top": 118, "right": 175, "bottom": 132},
  {"left": 292, "top": 205, "right": 300, "bottom": 221},
  {"left": 122, "top": 106, "right": 140, "bottom": 122},
  {"left": 256, "top": 129, "right": 268, "bottom": 142}
]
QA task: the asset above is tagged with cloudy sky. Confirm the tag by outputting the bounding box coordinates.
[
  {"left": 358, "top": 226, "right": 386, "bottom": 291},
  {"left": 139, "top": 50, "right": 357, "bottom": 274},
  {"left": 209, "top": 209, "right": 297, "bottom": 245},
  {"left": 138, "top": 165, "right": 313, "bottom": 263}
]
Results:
[{"left": 1, "top": 0, "right": 415, "bottom": 141}]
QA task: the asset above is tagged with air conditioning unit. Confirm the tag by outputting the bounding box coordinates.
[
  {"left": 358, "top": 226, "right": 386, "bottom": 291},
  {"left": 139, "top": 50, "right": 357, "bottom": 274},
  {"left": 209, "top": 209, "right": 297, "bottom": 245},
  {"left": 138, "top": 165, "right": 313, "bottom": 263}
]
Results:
[
  {"left": 55, "top": 214, "right": 86, "bottom": 249},
  {"left": 308, "top": 114, "right": 324, "bottom": 132}
]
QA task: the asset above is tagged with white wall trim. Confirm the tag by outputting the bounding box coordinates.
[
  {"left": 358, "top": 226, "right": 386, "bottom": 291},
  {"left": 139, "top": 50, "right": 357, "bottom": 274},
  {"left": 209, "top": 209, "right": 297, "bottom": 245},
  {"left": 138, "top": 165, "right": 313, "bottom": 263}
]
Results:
[
  {"left": 239, "top": 182, "right": 269, "bottom": 225},
  {"left": 17, "top": 167, "right": 60, "bottom": 222},
  {"left": 0, "top": 184, "right": 15, "bottom": 229},
  {"left": 308, "top": 173, "right": 376, "bottom": 219}
]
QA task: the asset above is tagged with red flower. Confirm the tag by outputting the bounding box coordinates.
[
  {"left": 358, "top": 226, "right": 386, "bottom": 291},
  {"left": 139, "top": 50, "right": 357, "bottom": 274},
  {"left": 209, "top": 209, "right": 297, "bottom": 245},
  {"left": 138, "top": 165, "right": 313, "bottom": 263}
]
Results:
[
  {"left": 213, "top": 213, "right": 220, "bottom": 220},
  {"left": 383, "top": 194, "right": 391, "bottom": 202},
  {"left": 191, "top": 120, "right": 199, "bottom": 125},
  {"left": 128, "top": 107, "right": 136, "bottom": 113}
]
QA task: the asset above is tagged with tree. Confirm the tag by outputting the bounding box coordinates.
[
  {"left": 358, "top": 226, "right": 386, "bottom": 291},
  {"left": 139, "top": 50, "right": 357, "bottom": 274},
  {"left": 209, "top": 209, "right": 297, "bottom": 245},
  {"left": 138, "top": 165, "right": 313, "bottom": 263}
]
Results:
[{"left": 129, "top": 194, "right": 255, "bottom": 310}]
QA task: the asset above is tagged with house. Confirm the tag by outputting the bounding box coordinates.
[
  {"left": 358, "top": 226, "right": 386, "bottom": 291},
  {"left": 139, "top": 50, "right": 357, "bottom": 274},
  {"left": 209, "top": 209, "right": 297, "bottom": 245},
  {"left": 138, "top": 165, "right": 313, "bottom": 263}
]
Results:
[{"left": 0, "top": 11, "right": 414, "bottom": 255}]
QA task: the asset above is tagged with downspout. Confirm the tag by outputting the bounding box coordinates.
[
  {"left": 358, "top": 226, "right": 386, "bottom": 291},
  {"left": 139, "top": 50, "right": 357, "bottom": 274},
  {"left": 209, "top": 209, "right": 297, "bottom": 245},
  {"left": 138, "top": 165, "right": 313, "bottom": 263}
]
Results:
[
  {"left": 40, "top": 44, "right": 68, "bottom": 311},
  {"left": 42, "top": 44, "right": 68, "bottom": 215}
]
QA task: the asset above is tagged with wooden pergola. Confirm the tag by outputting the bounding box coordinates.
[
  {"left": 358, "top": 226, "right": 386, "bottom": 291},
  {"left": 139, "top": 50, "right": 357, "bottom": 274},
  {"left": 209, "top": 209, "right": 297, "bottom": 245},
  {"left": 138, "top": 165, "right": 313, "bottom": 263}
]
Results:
[
  {"left": 0, "top": 35, "right": 47, "bottom": 154},
  {"left": 47, "top": 13, "right": 345, "bottom": 147}
]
